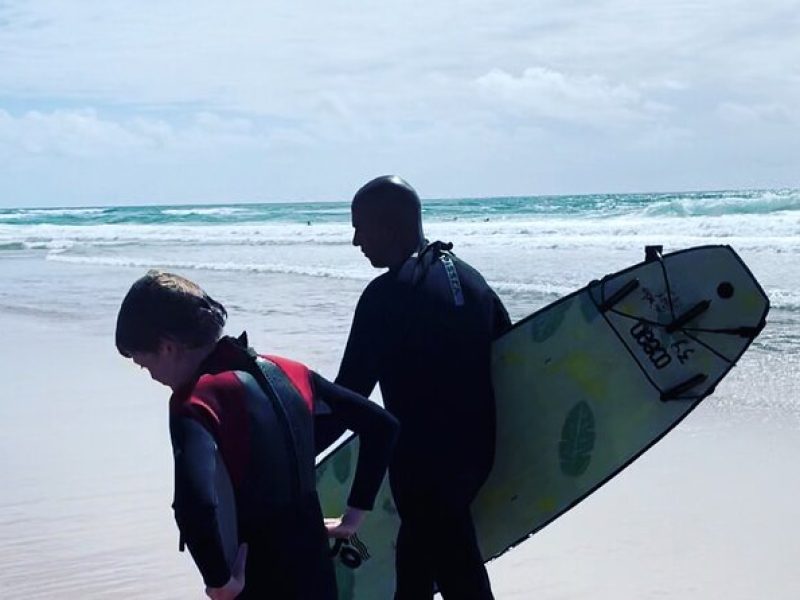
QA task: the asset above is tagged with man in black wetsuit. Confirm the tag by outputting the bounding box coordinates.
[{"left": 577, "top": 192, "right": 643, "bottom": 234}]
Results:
[{"left": 334, "top": 176, "right": 512, "bottom": 599}]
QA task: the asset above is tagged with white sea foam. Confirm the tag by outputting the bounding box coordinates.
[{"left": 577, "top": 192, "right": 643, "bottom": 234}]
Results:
[
  {"left": 0, "top": 208, "right": 108, "bottom": 219},
  {"left": 641, "top": 190, "right": 800, "bottom": 217},
  {"left": 46, "top": 253, "right": 371, "bottom": 281},
  {"left": 2, "top": 195, "right": 797, "bottom": 317},
  {"left": 160, "top": 207, "right": 252, "bottom": 216},
  {"left": 0, "top": 223, "right": 351, "bottom": 249},
  {"left": 1, "top": 210, "right": 798, "bottom": 254}
]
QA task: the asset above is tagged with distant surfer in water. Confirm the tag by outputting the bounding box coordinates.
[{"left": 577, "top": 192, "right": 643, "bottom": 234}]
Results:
[
  {"left": 328, "top": 176, "right": 511, "bottom": 599},
  {"left": 116, "top": 271, "right": 398, "bottom": 599}
]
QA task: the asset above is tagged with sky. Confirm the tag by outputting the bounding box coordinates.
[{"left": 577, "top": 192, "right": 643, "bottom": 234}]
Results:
[{"left": 0, "top": 0, "right": 798, "bottom": 207}]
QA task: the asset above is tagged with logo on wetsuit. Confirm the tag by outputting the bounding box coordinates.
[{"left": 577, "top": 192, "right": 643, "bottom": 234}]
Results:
[{"left": 329, "top": 534, "right": 371, "bottom": 569}]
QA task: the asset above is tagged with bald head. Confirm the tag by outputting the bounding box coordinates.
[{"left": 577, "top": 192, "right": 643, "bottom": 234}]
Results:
[
  {"left": 350, "top": 175, "right": 426, "bottom": 268},
  {"left": 354, "top": 175, "right": 419, "bottom": 209}
]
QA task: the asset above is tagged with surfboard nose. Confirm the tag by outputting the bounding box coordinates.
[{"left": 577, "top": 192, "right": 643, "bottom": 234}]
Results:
[{"left": 589, "top": 244, "right": 769, "bottom": 402}]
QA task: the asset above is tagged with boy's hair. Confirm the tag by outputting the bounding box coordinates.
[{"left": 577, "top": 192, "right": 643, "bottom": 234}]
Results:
[{"left": 115, "top": 270, "right": 227, "bottom": 357}]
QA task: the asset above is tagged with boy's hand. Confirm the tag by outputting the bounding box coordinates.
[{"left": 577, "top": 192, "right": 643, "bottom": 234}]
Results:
[
  {"left": 205, "top": 543, "right": 248, "bottom": 600},
  {"left": 325, "top": 506, "right": 367, "bottom": 539}
]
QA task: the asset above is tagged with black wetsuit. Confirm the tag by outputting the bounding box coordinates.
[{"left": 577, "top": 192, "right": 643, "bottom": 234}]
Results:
[
  {"left": 332, "top": 242, "right": 511, "bottom": 599},
  {"left": 170, "top": 336, "right": 398, "bottom": 599}
]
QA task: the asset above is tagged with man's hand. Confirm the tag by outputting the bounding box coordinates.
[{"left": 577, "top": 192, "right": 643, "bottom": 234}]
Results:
[
  {"left": 325, "top": 506, "right": 367, "bottom": 539},
  {"left": 205, "top": 543, "right": 248, "bottom": 600}
]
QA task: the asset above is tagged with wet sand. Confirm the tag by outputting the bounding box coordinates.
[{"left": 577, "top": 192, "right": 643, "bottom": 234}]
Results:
[{"left": 1, "top": 305, "right": 798, "bottom": 598}]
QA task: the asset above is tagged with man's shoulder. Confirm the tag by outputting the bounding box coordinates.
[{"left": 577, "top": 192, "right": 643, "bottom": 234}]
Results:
[
  {"left": 359, "top": 270, "right": 401, "bottom": 300},
  {"left": 451, "top": 253, "right": 494, "bottom": 292},
  {"left": 350, "top": 271, "right": 404, "bottom": 326},
  {"left": 451, "top": 253, "right": 482, "bottom": 276}
]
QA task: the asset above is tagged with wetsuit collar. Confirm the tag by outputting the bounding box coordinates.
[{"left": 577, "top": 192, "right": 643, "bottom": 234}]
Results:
[
  {"left": 392, "top": 240, "right": 455, "bottom": 285},
  {"left": 172, "top": 334, "right": 255, "bottom": 400}
]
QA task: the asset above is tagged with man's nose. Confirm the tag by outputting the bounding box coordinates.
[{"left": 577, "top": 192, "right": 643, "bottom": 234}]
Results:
[{"left": 352, "top": 230, "right": 359, "bottom": 247}]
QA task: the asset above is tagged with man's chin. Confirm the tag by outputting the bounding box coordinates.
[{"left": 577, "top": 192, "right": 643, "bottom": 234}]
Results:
[{"left": 365, "top": 255, "right": 385, "bottom": 268}]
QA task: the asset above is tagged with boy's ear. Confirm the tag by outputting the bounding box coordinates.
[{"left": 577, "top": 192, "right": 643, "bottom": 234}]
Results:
[{"left": 158, "top": 337, "right": 179, "bottom": 356}]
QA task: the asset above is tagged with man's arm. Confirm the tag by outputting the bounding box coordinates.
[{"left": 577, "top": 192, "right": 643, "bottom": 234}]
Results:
[
  {"left": 489, "top": 288, "right": 512, "bottom": 339},
  {"left": 335, "top": 285, "right": 384, "bottom": 397},
  {"left": 316, "top": 284, "right": 386, "bottom": 454}
]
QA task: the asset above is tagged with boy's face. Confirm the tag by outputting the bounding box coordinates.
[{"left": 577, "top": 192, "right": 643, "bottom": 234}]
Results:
[{"left": 129, "top": 341, "right": 180, "bottom": 388}]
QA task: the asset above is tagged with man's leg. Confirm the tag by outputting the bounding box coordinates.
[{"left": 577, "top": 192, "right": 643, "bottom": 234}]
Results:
[
  {"left": 394, "top": 512, "right": 436, "bottom": 600},
  {"left": 431, "top": 502, "right": 494, "bottom": 600}
]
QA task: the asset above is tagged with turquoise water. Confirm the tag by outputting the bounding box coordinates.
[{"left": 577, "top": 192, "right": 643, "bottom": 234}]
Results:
[
  {"left": 1, "top": 189, "right": 799, "bottom": 226},
  {"left": 0, "top": 187, "right": 798, "bottom": 360},
  {"left": 1, "top": 188, "right": 798, "bottom": 364}
]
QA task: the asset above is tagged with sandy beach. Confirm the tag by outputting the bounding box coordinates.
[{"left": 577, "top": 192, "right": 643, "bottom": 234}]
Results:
[{"left": 1, "top": 271, "right": 798, "bottom": 598}]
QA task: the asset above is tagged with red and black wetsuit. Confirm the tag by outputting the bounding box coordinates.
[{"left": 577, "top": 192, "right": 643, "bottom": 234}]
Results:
[
  {"left": 169, "top": 335, "right": 398, "bottom": 599},
  {"left": 329, "top": 242, "right": 511, "bottom": 599}
]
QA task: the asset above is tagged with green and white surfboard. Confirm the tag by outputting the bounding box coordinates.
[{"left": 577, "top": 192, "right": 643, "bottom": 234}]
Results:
[{"left": 316, "top": 245, "right": 770, "bottom": 599}]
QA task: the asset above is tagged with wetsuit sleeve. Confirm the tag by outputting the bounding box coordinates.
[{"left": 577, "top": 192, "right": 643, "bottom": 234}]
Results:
[
  {"left": 335, "top": 284, "right": 383, "bottom": 398},
  {"left": 490, "top": 289, "right": 513, "bottom": 339},
  {"left": 170, "top": 415, "right": 231, "bottom": 588},
  {"left": 318, "top": 283, "right": 387, "bottom": 454},
  {"left": 312, "top": 372, "right": 399, "bottom": 510}
]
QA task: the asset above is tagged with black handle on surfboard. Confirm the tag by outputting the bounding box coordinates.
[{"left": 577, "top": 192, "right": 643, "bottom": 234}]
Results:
[
  {"left": 645, "top": 245, "right": 663, "bottom": 262},
  {"left": 665, "top": 300, "right": 711, "bottom": 333},
  {"left": 598, "top": 278, "right": 640, "bottom": 312},
  {"left": 660, "top": 373, "right": 709, "bottom": 401}
]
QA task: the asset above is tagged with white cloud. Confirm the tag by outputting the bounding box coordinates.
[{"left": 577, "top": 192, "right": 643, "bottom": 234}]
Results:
[
  {"left": 0, "top": 109, "right": 151, "bottom": 156},
  {"left": 1, "top": 1, "right": 797, "bottom": 126},
  {"left": 474, "top": 67, "right": 659, "bottom": 127},
  {"left": 716, "top": 102, "right": 798, "bottom": 127},
  {"left": 639, "top": 78, "right": 690, "bottom": 92},
  {"left": 0, "top": 109, "right": 270, "bottom": 157}
]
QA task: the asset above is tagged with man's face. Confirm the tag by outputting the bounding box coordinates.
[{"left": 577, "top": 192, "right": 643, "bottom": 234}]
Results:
[{"left": 351, "top": 202, "right": 400, "bottom": 268}]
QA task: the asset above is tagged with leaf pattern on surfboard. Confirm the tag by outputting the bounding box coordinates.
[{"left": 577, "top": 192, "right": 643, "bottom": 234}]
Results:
[
  {"left": 559, "top": 401, "right": 596, "bottom": 477},
  {"left": 530, "top": 299, "right": 572, "bottom": 342}
]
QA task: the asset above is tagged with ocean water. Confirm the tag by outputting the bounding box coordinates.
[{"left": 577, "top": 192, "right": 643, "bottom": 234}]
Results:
[
  {"left": 1, "top": 188, "right": 798, "bottom": 357},
  {"left": 1, "top": 188, "right": 799, "bottom": 598}
]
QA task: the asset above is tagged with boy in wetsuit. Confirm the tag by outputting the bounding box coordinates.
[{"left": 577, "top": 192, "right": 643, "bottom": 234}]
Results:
[
  {"left": 330, "top": 176, "right": 511, "bottom": 599},
  {"left": 116, "top": 271, "right": 398, "bottom": 599}
]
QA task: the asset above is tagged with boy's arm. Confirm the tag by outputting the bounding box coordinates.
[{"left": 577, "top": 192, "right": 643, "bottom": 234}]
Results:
[
  {"left": 312, "top": 372, "right": 399, "bottom": 514},
  {"left": 170, "top": 415, "right": 231, "bottom": 588}
]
